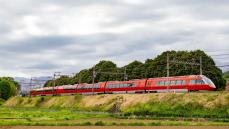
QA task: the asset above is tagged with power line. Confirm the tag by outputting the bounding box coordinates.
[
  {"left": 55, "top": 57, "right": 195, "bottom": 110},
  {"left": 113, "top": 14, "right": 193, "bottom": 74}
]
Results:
[
  {"left": 217, "top": 65, "right": 229, "bottom": 67},
  {"left": 210, "top": 54, "right": 229, "bottom": 57},
  {"left": 213, "top": 57, "right": 229, "bottom": 59},
  {"left": 205, "top": 49, "right": 229, "bottom": 53}
]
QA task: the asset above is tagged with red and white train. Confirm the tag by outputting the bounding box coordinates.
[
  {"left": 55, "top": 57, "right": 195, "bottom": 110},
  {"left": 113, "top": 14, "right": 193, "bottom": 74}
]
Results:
[{"left": 30, "top": 75, "right": 216, "bottom": 96}]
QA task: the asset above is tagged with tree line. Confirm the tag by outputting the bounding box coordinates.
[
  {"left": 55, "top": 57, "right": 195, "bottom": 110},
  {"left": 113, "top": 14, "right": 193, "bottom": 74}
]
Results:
[{"left": 44, "top": 50, "right": 226, "bottom": 90}]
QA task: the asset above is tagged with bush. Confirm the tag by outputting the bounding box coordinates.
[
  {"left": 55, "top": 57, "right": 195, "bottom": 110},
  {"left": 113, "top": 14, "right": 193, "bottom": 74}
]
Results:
[
  {"left": 95, "top": 121, "right": 105, "bottom": 126},
  {"left": 0, "top": 78, "right": 17, "bottom": 100},
  {"left": 81, "top": 122, "right": 92, "bottom": 126}
]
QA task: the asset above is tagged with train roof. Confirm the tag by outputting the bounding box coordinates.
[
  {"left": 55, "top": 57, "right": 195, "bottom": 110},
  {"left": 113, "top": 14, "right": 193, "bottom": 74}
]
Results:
[{"left": 148, "top": 75, "right": 202, "bottom": 80}]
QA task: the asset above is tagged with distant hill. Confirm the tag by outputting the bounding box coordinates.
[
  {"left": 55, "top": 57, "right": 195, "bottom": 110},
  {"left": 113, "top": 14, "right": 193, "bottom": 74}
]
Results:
[{"left": 14, "top": 76, "right": 52, "bottom": 95}]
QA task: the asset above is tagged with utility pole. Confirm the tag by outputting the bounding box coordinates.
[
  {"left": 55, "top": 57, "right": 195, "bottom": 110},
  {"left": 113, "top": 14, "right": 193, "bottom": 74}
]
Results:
[
  {"left": 78, "top": 74, "right": 81, "bottom": 84},
  {"left": 92, "top": 66, "right": 96, "bottom": 95},
  {"left": 92, "top": 66, "right": 96, "bottom": 84},
  {"left": 124, "top": 67, "right": 128, "bottom": 81},
  {"left": 29, "top": 78, "right": 32, "bottom": 97},
  {"left": 200, "top": 56, "right": 202, "bottom": 75},
  {"left": 167, "top": 53, "right": 170, "bottom": 77},
  {"left": 53, "top": 72, "right": 61, "bottom": 96}
]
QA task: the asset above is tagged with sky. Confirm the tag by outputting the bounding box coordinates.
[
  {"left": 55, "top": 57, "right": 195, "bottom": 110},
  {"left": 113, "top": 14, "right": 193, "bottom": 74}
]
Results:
[{"left": 0, "top": 0, "right": 229, "bottom": 77}]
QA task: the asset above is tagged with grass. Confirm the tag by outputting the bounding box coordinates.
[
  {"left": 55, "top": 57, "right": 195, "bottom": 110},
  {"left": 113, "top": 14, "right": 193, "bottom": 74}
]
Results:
[
  {"left": 2, "top": 93, "right": 229, "bottom": 126},
  {"left": 0, "top": 107, "right": 110, "bottom": 120},
  {"left": 0, "top": 98, "right": 5, "bottom": 105},
  {"left": 0, "top": 106, "right": 229, "bottom": 126},
  {"left": 120, "top": 92, "right": 229, "bottom": 120}
]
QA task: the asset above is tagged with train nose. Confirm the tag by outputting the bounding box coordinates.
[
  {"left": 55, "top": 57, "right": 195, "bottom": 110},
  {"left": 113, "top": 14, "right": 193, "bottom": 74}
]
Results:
[{"left": 210, "top": 84, "right": 216, "bottom": 89}]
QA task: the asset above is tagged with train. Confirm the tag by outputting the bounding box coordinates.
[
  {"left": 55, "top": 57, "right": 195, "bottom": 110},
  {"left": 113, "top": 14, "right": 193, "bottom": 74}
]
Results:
[{"left": 30, "top": 75, "right": 216, "bottom": 96}]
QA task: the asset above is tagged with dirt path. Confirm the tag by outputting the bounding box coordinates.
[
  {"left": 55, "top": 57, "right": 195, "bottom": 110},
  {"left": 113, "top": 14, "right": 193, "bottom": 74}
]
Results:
[{"left": 0, "top": 126, "right": 229, "bottom": 129}]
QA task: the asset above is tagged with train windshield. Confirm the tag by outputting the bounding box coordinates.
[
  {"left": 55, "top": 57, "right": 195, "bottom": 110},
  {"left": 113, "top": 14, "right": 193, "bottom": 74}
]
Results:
[{"left": 201, "top": 75, "right": 216, "bottom": 88}]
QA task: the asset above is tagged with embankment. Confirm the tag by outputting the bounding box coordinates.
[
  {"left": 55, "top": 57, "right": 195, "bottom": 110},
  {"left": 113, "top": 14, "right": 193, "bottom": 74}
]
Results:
[{"left": 3, "top": 92, "right": 229, "bottom": 118}]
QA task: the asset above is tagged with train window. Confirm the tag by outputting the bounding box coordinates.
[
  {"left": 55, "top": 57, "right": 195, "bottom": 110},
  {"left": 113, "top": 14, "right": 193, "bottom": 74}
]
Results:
[
  {"left": 176, "top": 80, "right": 182, "bottom": 85},
  {"left": 181, "top": 80, "right": 186, "bottom": 85},
  {"left": 196, "top": 80, "right": 205, "bottom": 84},
  {"left": 126, "top": 84, "right": 129, "bottom": 87},
  {"left": 159, "top": 81, "right": 165, "bottom": 86},
  {"left": 170, "top": 80, "right": 176, "bottom": 85},
  {"left": 45, "top": 89, "right": 53, "bottom": 92},
  {"left": 113, "top": 84, "right": 116, "bottom": 88},
  {"left": 131, "top": 83, "right": 136, "bottom": 87},
  {"left": 189, "top": 80, "right": 204, "bottom": 85},
  {"left": 95, "top": 85, "right": 99, "bottom": 89},
  {"left": 156, "top": 81, "right": 160, "bottom": 86},
  {"left": 165, "top": 81, "right": 170, "bottom": 86},
  {"left": 64, "top": 88, "right": 75, "bottom": 90},
  {"left": 120, "top": 84, "right": 124, "bottom": 88},
  {"left": 189, "top": 80, "right": 196, "bottom": 85}
]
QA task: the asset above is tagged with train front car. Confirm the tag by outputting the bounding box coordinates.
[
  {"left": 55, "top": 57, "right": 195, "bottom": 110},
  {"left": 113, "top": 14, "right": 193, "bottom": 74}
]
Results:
[
  {"left": 146, "top": 76, "right": 189, "bottom": 93},
  {"left": 187, "top": 75, "right": 216, "bottom": 91},
  {"left": 145, "top": 75, "right": 216, "bottom": 93}
]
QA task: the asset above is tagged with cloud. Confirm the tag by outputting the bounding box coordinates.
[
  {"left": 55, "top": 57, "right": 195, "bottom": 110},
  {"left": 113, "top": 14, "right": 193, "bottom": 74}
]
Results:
[{"left": 0, "top": 0, "right": 229, "bottom": 77}]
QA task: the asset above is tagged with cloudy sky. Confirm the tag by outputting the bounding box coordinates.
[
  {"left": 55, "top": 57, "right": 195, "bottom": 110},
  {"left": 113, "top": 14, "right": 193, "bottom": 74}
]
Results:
[{"left": 0, "top": 0, "right": 229, "bottom": 77}]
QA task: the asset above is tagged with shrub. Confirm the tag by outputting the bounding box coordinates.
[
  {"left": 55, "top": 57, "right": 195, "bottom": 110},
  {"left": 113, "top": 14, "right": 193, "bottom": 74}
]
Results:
[{"left": 94, "top": 121, "right": 105, "bottom": 126}]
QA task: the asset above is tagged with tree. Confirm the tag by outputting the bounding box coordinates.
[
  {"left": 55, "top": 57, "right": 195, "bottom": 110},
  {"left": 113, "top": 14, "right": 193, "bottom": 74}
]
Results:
[
  {"left": 92, "top": 60, "right": 119, "bottom": 82},
  {"left": 123, "top": 60, "right": 144, "bottom": 80},
  {"left": 0, "top": 78, "right": 17, "bottom": 100}
]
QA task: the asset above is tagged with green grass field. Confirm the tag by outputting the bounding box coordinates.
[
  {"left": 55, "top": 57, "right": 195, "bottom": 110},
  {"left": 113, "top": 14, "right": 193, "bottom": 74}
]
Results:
[{"left": 0, "top": 107, "right": 229, "bottom": 126}]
